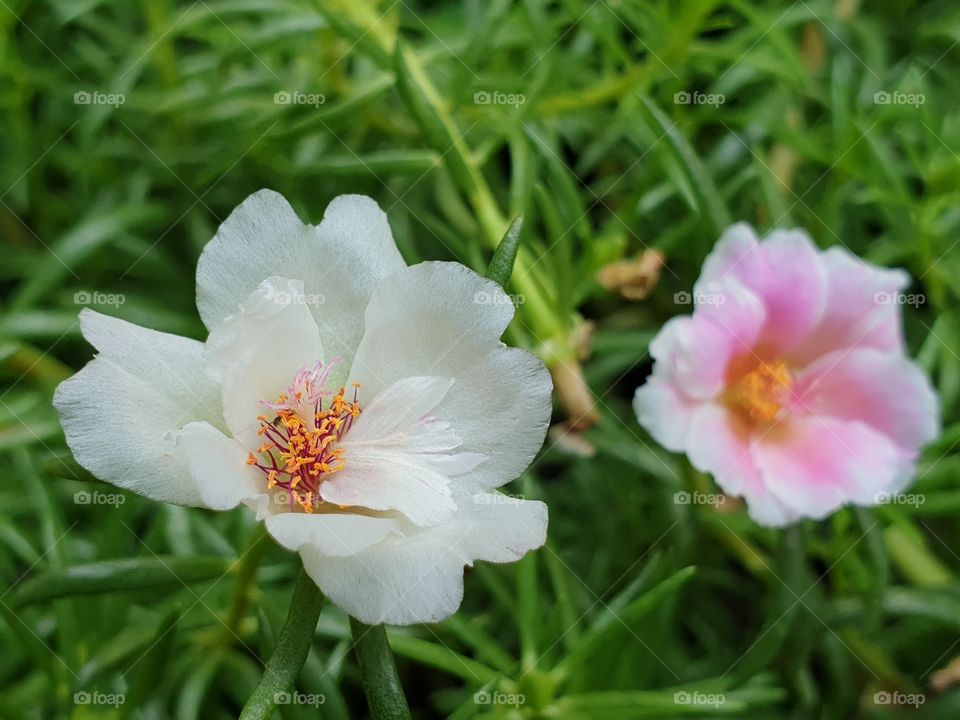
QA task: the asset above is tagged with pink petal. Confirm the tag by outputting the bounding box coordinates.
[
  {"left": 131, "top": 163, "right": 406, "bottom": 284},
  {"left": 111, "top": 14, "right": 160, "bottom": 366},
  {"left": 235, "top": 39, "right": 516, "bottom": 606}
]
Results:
[
  {"left": 751, "top": 416, "right": 916, "bottom": 520},
  {"left": 633, "top": 377, "right": 695, "bottom": 452},
  {"left": 791, "top": 348, "right": 940, "bottom": 451},
  {"left": 686, "top": 403, "right": 798, "bottom": 526},
  {"left": 646, "top": 280, "right": 766, "bottom": 401},
  {"left": 696, "top": 222, "right": 764, "bottom": 287},
  {"left": 789, "top": 247, "right": 909, "bottom": 366},
  {"left": 696, "top": 225, "right": 828, "bottom": 357}
]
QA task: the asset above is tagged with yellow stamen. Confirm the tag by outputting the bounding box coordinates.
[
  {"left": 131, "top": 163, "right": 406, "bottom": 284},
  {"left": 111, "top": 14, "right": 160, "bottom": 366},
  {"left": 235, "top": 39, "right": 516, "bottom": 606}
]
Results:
[{"left": 726, "top": 360, "right": 792, "bottom": 425}]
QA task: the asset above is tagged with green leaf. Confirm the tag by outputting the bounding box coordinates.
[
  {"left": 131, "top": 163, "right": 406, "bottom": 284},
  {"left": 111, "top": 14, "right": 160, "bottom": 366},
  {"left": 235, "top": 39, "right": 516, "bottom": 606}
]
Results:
[
  {"left": 637, "top": 96, "right": 731, "bottom": 235},
  {"left": 392, "top": 37, "right": 505, "bottom": 243},
  {"left": 485, "top": 215, "right": 523, "bottom": 289},
  {"left": 11, "top": 556, "right": 234, "bottom": 606},
  {"left": 556, "top": 566, "right": 697, "bottom": 677}
]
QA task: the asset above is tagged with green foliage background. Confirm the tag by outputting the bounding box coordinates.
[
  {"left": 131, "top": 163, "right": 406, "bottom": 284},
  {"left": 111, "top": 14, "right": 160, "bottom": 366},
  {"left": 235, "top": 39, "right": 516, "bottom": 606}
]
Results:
[{"left": 2, "top": 0, "right": 960, "bottom": 717}]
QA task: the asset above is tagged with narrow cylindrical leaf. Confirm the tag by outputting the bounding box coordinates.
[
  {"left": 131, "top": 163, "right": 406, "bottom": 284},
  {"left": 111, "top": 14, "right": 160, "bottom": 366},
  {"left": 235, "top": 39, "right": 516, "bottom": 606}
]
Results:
[
  {"left": 12, "top": 556, "right": 234, "bottom": 606},
  {"left": 240, "top": 568, "right": 325, "bottom": 720},
  {"left": 351, "top": 618, "right": 413, "bottom": 720}
]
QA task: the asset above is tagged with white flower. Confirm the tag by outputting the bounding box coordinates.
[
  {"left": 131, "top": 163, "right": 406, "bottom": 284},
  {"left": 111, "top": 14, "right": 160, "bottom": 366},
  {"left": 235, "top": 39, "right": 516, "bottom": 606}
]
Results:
[{"left": 54, "top": 190, "right": 552, "bottom": 625}]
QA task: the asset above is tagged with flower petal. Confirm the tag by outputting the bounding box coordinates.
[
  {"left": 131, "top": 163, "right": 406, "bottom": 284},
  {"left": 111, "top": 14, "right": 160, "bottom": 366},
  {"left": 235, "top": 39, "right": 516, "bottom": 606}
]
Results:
[
  {"left": 790, "top": 247, "right": 910, "bottom": 366},
  {"left": 299, "top": 493, "right": 547, "bottom": 625},
  {"left": 174, "top": 421, "right": 265, "bottom": 510},
  {"left": 696, "top": 225, "right": 827, "bottom": 356},
  {"left": 644, "top": 280, "right": 766, "bottom": 401},
  {"left": 347, "top": 262, "right": 552, "bottom": 493},
  {"left": 53, "top": 310, "right": 222, "bottom": 507},
  {"left": 633, "top": 376, "right": 695, "bottom": 452},
  {"left": 685, "top": 403, "right": 798, "bottom": 526},
  {"left": 265, "top": 512, "right": 401, "bottom": 557},
  {"left": 196, "top": 191, "right": 406, "bottom": 382},
  {"left": 791, "top": 347, "right": 940, "bottom": 451},
  {"left": 204, "top": 276, "right": 322, "bottom": 447},
  {"left": 752, "top": 415, "right": 916, "bottom": 519},
  {"left": 321, "top": 376, "right": 485, "bottom": 527}
]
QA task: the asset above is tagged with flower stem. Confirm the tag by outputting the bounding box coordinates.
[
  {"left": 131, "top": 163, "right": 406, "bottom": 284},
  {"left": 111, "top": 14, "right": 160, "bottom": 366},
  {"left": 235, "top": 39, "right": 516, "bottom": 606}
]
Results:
[
  {"left": 239, "top": 567, "right": 324, "bottom": 720},
  {"left": 350, "top": 618, "right": 412, "bottom": 720},
  {"left": 224, "top": 523, "right": 271, "bottom": 636}
]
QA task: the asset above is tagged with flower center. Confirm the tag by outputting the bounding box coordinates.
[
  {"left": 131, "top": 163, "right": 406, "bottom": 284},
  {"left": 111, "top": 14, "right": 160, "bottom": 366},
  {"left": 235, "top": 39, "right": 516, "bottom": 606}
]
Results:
[
  {"left": 246, "top": 360, "right": 361, "bottom": 513},
  {"left": 725, "top": 359, "right": 792, "bottom": 426}
]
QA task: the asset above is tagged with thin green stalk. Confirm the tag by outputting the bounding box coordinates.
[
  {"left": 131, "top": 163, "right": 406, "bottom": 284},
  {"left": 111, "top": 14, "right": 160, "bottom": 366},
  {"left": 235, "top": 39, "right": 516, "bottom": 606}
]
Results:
[
  {"left": 224, "top": 523, "right": 271, "bottom": 636},
  {"left": 240, "top": 568, "right": 324, "bottom": 720},
  {"left": 350, "top": 618, "right": 412, "bottom": 720}
]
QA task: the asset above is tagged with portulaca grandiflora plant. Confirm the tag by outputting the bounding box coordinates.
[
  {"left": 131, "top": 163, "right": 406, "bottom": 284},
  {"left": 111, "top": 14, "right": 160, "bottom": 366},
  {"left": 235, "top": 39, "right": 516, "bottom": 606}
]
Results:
[{"left": 54, "top": 191, "right": 552, "bottom": 715}]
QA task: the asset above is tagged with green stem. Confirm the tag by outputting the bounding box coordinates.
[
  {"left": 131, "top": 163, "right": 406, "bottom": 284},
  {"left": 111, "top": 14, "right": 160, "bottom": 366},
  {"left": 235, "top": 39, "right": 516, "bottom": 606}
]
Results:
[
  {"left": 240, "top": 568, "right": 324, "bottom": 720},
  {"left": 350, "top": 618, "right": 412, "bottom": 720},
  {"left": 224, "top": 523, "right": 271, "bottom": 636}
]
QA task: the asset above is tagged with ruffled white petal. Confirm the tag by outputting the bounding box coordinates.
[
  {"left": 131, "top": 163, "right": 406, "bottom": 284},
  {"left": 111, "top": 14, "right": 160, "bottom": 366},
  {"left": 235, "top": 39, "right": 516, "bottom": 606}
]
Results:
[
  {"left": 204, "top": 276, "right": 322, "bottom": 447},
  {"left": 321, "top": 376, "right": 485, "bottom": 527},
  {"left": 173, "top": 421, "right": 265, "bottom": 511},
  {"left": 347, "top": 262, "right": 552, "bottom": 493},
  {"left": 299, "top": 493, "right": 547, "bottom": 625},
  {"left": 265, "top": 512, "right": 401, "bottom": 557},
  {"left": 53, "top": 310, "right": 222, "bottom": 507},
  {"left": 196, "top": 191, "right": 406, "bottom": 384}
]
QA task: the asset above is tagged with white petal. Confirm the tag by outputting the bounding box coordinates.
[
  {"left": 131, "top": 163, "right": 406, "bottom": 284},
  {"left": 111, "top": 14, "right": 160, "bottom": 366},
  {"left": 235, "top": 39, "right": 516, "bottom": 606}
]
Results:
[
  {"left": 299, "top": 493, "right": 547, "bottom": 625},
  {"left": 347, "top": 262, "right": 553, "bottom": 493},
  {"left": 196, "top": 191, "right": 406, "bottom": 384},
  {"left": 265, "top": 512, "right": 401, "bottom": 557},
  {"left": 173, "top": 421, "right": 265, "bottom": 510},
  {"left": 53, "top": 310, "right": 222, "bottom": 507},
  {"left": 204, "top": 277, "right": 323, "bottom": 447},
  {"left": 321, "top": 377, "right": 485, "bottom": 527}
]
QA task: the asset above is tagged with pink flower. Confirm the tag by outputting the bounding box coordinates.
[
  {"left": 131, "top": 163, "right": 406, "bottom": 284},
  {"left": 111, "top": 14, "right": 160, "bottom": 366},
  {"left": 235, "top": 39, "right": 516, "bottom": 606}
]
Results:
[{"left": 634, "top": 223, "right": 940, "bottom": 526}]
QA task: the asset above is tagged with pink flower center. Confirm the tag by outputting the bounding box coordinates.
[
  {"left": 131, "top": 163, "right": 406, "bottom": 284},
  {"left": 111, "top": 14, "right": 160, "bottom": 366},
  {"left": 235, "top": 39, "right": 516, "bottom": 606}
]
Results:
[
  {"left": 246, "top": 360, "right": 361, "bottom": 513},
  {"left": 724, "top": 358, "right": 792, "bottom": 426}
]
